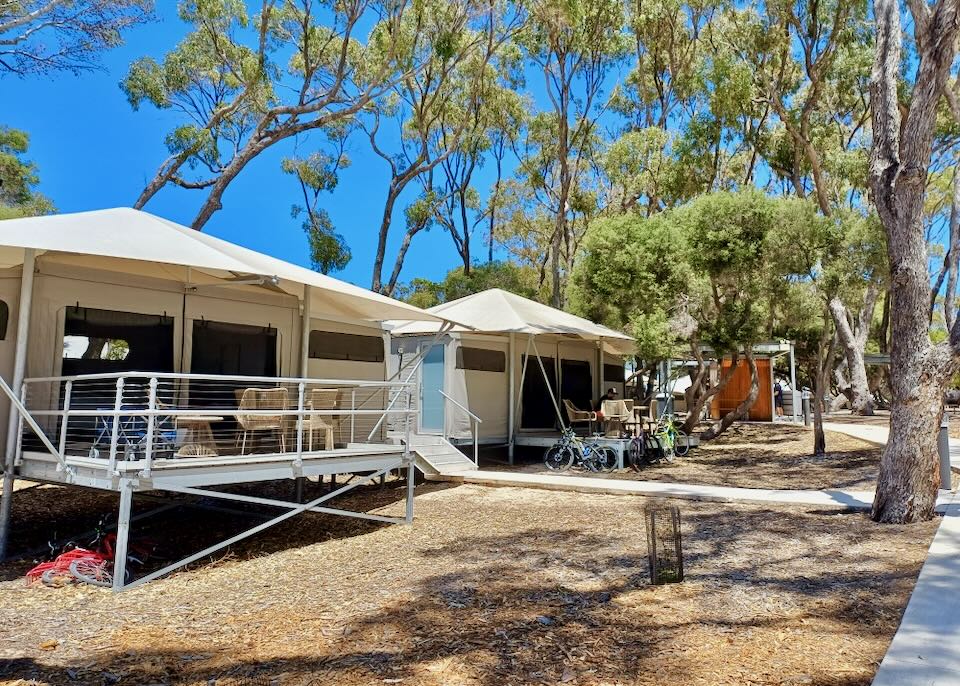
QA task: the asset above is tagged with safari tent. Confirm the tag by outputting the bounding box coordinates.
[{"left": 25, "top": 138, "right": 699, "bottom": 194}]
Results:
[
  {"left": 389, "top": 289, "right": 635, "bottom": 459},
  {"left": 0, "top": 207, "right": 448, "bottom": 588}
]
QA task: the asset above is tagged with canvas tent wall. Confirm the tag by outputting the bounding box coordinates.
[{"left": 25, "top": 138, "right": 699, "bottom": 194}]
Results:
[
  {"left": 0, "top": 208, "right": 445, "bottom": 451},
  {"left": 389, "top": 289, "right": 634, "bottom": 448}
]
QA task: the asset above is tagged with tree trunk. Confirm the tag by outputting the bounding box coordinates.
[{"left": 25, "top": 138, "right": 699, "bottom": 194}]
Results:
[
  {"left": 683, "top": 350, "right": 740, "bottom": 435},
  {"left": 872, "top": 376, "right": 947, "bottom": 521},
  {"left": 945, "top": 166, "right": 960, "bottom": 331},
  {"left": 868, "top": 0, "right": 960, "bottom": 522},
  {"left": 371, "top": 181, "right": 401, "bottom": 293},
  {"left": 700, "top": 351, "right": 759, "bottom": 441},
  {"left": 828, "top": 286, "right": 879, "bottom": 416}
]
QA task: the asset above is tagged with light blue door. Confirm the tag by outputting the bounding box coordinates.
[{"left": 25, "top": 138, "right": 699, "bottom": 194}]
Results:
[{"left": 420, "top": 344, "right": 445, "bottom": 433}]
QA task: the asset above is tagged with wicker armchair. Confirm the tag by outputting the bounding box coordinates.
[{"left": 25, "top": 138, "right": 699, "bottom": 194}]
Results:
[
  {"left": 236, "top": 387, "right": 288, "bottom": 454},
  {"left": 563, "top": 399, "right": 596, "bottom": 433},
  {"left": 305, "top": 388, "right": 339, "bottom": 451}
]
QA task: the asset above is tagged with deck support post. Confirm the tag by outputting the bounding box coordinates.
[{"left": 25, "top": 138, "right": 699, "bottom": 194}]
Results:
[
  {"left": 405, "top": 457, "right": 415, "bottom": 524},
  {"left": 0, "top": 248, "right": 36, "bottom": 560},
  {"left": 508, "top": 333, "right": 515, "bottom": 462},
  {"left": 112, "top": 480, "right": 134, "bottom": 592}
]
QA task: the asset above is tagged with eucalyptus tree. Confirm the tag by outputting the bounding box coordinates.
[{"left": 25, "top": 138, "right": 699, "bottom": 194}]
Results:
[
  {"left": 124, "top": 0, "right": 478, "bottom": 231},
  {"left": 747, "top": 0, "right": 881, "bottom": 414},
  {"left": 868, "top": 0, "right": 960, "bottom": 523},
  {"left": 281, "top": 129, "right": 351, "bottom": 274},
  {"left": 514, "top": 0, "right": 629, "bottom": 307},
  {"left": 364, "top": 0, "right": 525, "bottom": 294},
  {"left": 0, "top": 126, "right": 53, "bottom": 219},
  {"left": 0, "top": 0, "right": 152, "bottom": 75}
]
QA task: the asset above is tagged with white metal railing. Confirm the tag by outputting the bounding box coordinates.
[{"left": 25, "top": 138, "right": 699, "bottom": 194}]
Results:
[
  {"left": 439, "top": 390, "right": 482, "bottom": 465},
  {"left": 19, "top": 371, "right": 417, "bottom": 477}
]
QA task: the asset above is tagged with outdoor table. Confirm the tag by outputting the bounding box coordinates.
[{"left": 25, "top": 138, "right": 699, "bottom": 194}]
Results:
[{"left": 175, "top": 415, "right": 224, "bottom": 457}]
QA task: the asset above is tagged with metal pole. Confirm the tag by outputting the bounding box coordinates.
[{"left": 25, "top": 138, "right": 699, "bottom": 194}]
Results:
[
  {"left": 142, "top": 378, "right": 157, "bottom": 478},
  {"left": 112, "top": 480, "right": 134, "bottom": 592},
  {"left": 300, "top": 285, "right": 311, "bottom": 377},
  {"left": 789, "top": 342, "right": 798, "bottom": 423},
  {"left": 508, "top": 333, "right": 515, "bottom": 460},
  {"left": 107, "top": 377, "right": 125, "bottom": 475},
  {"left": 0, "top": 248, "right": 36, "bottom": 560},
  {"left": 939, "top": 410, "right": 952, "bottom": 491},
  {"left": 57, "top": 380, "right": 72, "bottom": 462},
  {"left": 511, "top": 336, "right": 533, "bottom": 465},
  {"left": 802, "top": 389, "right": 811, "bottom": 426},
  {"left": 405, "top": 456, "right": 415, "bottom": 524}
]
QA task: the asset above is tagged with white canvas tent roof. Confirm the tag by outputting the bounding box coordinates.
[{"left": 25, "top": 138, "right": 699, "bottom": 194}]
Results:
[
  {"left": 391, "top": 288, "right": 635, "bottom": 353},
  {"left": 0, "top": 208, "right": 442, "bottom": 322}
]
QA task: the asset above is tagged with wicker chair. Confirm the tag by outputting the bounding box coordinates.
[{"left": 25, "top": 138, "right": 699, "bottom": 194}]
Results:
[
  {"left": 601, "top": 399, "right": 631, "bottom": 437},
  {"left": 305, "top": 388, "right": 339, "bottom": 451},
  {"left": 563, "top": 399, "right": 596, "bottom": 433},
  {"left": 236, "top": 387, "right": 288, "bottom": 454}
]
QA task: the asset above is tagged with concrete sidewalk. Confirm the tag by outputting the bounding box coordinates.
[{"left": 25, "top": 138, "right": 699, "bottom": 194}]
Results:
[
  {"left": 824, "top": 420, "right": 960, "bottom": 471},
  {"left": 872, "top": 490, "right": 960, "bottom": 686},
  {"left": 430, "top": 470, "right": 879, "bottom": 509}
]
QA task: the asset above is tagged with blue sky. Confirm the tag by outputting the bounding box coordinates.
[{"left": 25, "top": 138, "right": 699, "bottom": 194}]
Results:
[{"left": 2, "top": 4, "right": 506, "bottom": 291}]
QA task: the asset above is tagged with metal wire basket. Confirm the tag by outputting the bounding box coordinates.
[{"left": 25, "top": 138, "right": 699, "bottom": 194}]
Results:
[{"left": 644, "top": 504, "right": 684, "bottom": 585}]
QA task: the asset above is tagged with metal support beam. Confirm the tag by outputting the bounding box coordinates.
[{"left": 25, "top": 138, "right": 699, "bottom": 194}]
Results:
[
  {"left": 0, "top": 249, "right": 36, "bottom": 560},
  {"left": 112, "top": 480, "right": 134, "bottom": 592},
  {"left": 124, "top": 466, "right": 396, "bottom": 591}
]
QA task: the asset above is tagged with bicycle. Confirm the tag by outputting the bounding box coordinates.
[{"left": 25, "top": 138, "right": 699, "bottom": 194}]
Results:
[
  {"left": 653, "top": 413, "right": 689, "bottom": 461},
  {"left": 627, "top": 422, "right": 664, "bottom": 470},
  {"left": 29, "top": 516, "right": 157, "bottom": 588},
  {"left": 544, "top": 428, "right": 618, "bottom": 472}
]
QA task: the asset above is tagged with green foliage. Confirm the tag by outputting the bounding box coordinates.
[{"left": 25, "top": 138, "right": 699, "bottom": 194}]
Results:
[
  {"left": 0, "top": 0, "right": 152, "bottom": 76},
  {"left": 398, "top": 261, "right": 541, "bottom": 308},
  {"left": 283, "top": 146, "right": 351, "bottom": 274},
  {"left": 0, "top": 127, "right": 54, "bottom": 219}
]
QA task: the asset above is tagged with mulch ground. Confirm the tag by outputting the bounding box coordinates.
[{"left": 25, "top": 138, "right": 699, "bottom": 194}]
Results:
[
  {"left": 500, "top": 424, "right": 883, "bottom": 491},
  {"left": 0, "top": 478, "right": 939, "bottom": 686}
]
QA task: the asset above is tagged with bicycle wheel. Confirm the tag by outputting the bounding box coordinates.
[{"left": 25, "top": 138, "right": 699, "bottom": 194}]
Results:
[
  {"left": 627, "top": 439, "right": 644, "bottom": 471},
  {"left": 544, "top": 445, "right": 574, "bottom": 471},
  {"left": 673, "top": 429, "right": 690, "bottom": 456},
  {"left": 657, "top": 431, "right": 675, "bottom": 462},
  {"left": 596, "top": 446, "right": 618, "bottom": 472},
  {"left": 69, "top": 558, "right": 113, "bottom": 588},
  {"left": 40, "top": 567, "right": 74, "bottom": 587}
]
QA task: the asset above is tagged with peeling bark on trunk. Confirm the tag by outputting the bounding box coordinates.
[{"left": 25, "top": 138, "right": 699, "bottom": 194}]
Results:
[
  {"left": 868, "top": 0, "right": 960, "bottom": 522},
  {"left": 700, "top": 351, "right": 759, "bottom": 441},
  {"left": 828, "top": 284, "right": 879, "bottom": 415}
]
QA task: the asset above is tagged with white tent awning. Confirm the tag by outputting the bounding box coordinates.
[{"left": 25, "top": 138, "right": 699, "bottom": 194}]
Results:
[
  {"left": 390, "top": 288, "right": 634, "bottom": 354},
  {"left": 0, "top": 208, "right": 442, "bottom": 323}
]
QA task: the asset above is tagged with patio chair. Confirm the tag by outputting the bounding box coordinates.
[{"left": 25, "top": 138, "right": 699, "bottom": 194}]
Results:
[
  {"left": 563, "top": 399, "right": 596, "bottom": 433},
  {"left": 236, "top": 387, "right": 289, "bottom": 454},
  {"left": 304, "top": 388, "right": 339, "bottom": 451},
  {"left": 601, "top": 399, "right": 631, "bottom": 437}
]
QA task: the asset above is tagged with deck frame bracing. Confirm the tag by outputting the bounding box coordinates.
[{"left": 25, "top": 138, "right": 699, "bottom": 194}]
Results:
[{"left": 0, "top": 370, "right": 417, "bottom": 590}]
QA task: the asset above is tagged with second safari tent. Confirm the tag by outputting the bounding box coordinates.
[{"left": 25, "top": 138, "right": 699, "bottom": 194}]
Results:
[{"left": 389, "top": 289, "right": 635, "bottom": 455}]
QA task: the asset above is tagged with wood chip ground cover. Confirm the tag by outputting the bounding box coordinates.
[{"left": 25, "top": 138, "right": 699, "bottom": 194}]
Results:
[{"left": 0, "top": 479, "right": 937, "bottom": 686}]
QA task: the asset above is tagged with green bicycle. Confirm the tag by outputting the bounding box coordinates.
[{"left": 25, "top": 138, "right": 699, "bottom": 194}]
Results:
[{"left": 652, "top": 413, "right": 690, "bottom": 461}]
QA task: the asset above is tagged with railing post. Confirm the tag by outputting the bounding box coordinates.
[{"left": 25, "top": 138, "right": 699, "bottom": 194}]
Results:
[
  {"left": 14, "top": 383, "right": 26, "bottom": 468},
  {"left": 57, "top": 380, "right": 72, "bottom": 467},
  {"left": 473, "top": 420, "right": 478, "bottom": 466},
  {"left": 142, "top": 377, "right": 157, "bottom": 478},
  {"left": 350, "top": 388, "right": 356, "bottom": 444},
  {"left": 295, "top": 382, "right": 304, "bottom": 469},
  {"left": 107, "top": 377, "right": 125, "bottom": 475}
]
